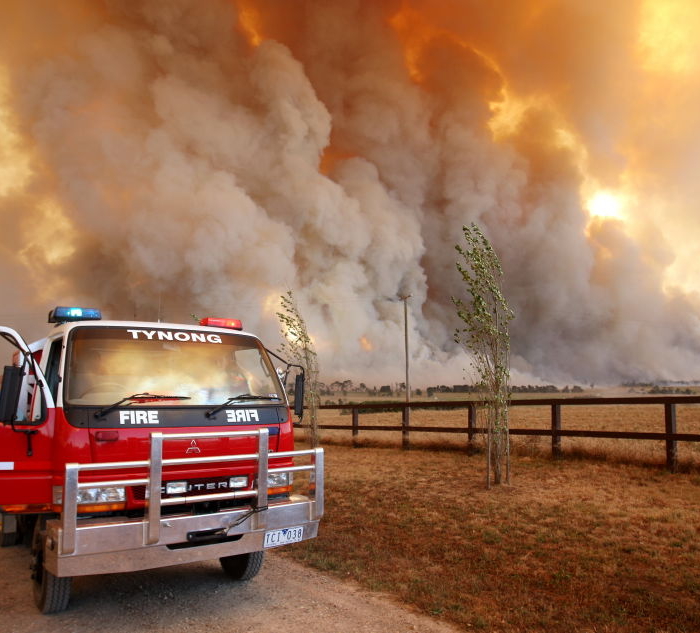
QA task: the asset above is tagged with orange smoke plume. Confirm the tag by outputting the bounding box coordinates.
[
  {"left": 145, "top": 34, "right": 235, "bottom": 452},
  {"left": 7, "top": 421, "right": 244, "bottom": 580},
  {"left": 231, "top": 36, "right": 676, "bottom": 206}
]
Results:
[{"left": 1, "top": 0, "right": 699, "bottom": 385}]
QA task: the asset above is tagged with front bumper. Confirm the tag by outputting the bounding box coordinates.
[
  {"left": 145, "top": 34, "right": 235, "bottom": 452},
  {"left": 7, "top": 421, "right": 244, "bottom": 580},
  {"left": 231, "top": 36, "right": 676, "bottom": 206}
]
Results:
[
  {"left": 45, "top": 495, "right": 321, "bottom": 577},
  {"left": 43, "top": 429, "right": 323, "bottom": 577}
]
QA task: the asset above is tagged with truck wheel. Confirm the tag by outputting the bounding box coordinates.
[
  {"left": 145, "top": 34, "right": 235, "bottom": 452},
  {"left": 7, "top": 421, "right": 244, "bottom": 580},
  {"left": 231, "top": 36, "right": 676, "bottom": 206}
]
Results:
[
  {"left": 31, "top": 518, "right": 72, "bottom": 614},
  {"left": 219, "top": 551, "right": 265, "bottom": 580}
]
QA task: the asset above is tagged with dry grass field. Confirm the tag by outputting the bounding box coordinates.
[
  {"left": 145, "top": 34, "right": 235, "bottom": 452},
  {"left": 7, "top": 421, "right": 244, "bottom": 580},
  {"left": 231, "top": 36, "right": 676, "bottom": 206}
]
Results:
[{"left": 284, "top": 402, "right": 700, "bottom": 632}]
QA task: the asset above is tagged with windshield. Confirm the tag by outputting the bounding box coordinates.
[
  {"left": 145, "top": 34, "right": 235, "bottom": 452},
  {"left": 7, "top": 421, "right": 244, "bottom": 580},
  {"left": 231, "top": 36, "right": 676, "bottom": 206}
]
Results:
[{"left": 65, "top": 326, "right": 283, "bottom": 406}]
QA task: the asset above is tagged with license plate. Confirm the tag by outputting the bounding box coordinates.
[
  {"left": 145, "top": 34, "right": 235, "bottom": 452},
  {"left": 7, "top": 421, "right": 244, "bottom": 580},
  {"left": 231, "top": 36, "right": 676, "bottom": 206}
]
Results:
[{"left": 264, "top": 526, "right": 304, "bottom": 548}]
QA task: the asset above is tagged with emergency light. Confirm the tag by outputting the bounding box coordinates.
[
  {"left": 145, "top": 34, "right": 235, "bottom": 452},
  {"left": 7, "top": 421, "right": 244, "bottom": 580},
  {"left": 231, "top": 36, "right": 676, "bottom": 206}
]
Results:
[
  {"left": 48, "top": 306, "right": 102, "bottom": 324},
  {"left": 199, "top": 317, "right": 243, "bottom": 330}
]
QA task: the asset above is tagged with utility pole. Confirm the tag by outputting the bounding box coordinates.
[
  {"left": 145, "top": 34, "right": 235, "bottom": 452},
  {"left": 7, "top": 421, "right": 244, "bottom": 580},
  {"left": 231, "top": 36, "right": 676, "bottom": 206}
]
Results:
[
  {"left": 398, "top": 294, "right": 411, "bottom": 403},
  {"left": 398, "top": 294, "right": 411, "bottom": 449}
]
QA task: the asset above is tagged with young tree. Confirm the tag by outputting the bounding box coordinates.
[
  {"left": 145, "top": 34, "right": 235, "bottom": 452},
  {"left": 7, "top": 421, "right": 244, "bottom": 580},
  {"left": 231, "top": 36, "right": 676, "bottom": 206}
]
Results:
[
  {"left": 276, "top": 291, "right": 320, "bottom": 448},
  {"left": 452, "top": 223, "right": 514, "bottom": 487}
]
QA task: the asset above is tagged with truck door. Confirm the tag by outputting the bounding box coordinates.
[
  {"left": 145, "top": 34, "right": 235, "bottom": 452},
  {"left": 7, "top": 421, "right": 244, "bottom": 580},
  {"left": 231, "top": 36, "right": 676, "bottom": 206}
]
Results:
[{"left": 0, "top": 327, "right": 55, "bottom": 506}]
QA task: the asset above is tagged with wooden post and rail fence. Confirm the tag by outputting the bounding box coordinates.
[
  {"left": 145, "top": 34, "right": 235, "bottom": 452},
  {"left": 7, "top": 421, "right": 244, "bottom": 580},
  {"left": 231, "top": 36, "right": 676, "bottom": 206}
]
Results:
[{"left": 305, "top": 395, "right": 700, "bottom": 472}]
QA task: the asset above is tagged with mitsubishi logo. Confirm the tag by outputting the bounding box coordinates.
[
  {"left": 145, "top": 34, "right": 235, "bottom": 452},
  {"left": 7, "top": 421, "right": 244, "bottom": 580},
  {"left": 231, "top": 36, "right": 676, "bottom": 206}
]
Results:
[{"left": 186, "top": 440, "right": 201, "bottom": 454}]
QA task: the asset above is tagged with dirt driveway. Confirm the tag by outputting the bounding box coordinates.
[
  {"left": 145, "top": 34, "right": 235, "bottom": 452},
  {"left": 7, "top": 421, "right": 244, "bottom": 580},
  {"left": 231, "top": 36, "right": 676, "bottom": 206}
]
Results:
[{"left": 0, "top": 545, "right": 460, "bottom": 633}]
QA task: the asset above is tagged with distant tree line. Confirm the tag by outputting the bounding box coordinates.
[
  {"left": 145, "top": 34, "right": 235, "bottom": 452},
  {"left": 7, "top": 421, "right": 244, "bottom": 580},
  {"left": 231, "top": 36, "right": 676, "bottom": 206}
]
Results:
[
  {"left": 646, "top": 385, "right": 694, "bottom": 395},
  {"left": 426, "top": 384, "right": 585, "bottom": 396},
  {"left": 317, "top": 381, "right": 422, "bottom": 398},
  {"left": 313, "top": 380, "right": 593, "bottom": 400},
  {"left": 623, "top": 380, "right": 700, "bottom": 387},
  {"left": 310, "top": 380, "right": 697, "bottom": 402}
]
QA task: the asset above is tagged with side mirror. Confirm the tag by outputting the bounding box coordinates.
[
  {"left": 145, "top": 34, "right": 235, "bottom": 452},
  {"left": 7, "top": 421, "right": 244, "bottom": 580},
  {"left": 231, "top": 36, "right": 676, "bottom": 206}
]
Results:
[
  {"left": 0, "top": 365, "right": 22, "bottom": 423},
  {"left": 293, "top": 373, "right": 305, "bottom": 419}
]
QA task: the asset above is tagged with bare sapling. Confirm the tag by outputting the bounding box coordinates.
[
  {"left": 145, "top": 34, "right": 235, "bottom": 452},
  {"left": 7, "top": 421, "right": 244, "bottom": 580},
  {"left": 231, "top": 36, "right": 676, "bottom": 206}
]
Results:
[
  {"left": 452, "top": 223, "right": 514, "bottom": 487},
  {"left": 276, "top": 290, "right": 320, "bottom": 448}
]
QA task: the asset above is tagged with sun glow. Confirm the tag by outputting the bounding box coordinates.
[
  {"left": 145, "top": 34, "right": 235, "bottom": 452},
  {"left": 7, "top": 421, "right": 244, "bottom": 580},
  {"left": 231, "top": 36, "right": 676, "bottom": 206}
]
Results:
[{"left": 586, "top": 191, "right": 625, "bottom": 220}]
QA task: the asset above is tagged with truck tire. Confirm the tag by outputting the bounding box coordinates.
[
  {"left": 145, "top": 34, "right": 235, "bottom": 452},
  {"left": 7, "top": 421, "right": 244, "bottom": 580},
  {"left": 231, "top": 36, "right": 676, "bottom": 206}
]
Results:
[
  {"left": 31, "top": 518, "right": 72, "bottom": 614},
  {"left": 219, "top": 551, "right": 265, "bottom": 580}
]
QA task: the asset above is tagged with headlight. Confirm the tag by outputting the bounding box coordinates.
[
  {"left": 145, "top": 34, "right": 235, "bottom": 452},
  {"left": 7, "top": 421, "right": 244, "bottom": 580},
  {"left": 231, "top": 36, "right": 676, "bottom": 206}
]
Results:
[
  {"left": 53, "top": 485, "right": 126, "bottom": 505},
  {"left": 267, "top": 472, "right": 292, "bottom": 488},
  {"left": 77, "top": 486, "right": 126, "bottom": 504}
]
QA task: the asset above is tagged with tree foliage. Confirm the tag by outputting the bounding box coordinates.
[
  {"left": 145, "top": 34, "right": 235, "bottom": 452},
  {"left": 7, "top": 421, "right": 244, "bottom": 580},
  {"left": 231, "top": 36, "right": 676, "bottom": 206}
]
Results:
[
  {"left": 276, "top": 290, "right": 320, "bottom": 448},
  {"left": 452, "top": 223, "right": 514, "bottom": 486}
]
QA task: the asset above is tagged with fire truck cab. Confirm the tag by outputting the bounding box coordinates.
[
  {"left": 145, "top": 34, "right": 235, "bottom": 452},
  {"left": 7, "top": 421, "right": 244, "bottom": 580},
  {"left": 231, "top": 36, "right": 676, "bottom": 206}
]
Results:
[{"left": 0, "top": 307, "right": 323, "bottom": 613}]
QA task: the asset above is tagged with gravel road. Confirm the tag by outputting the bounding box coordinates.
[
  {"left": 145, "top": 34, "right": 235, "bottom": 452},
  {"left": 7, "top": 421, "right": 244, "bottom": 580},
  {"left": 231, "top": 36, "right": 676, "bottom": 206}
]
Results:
[{"left": 0, "top": 544, "right": 461, "bottom": 633}]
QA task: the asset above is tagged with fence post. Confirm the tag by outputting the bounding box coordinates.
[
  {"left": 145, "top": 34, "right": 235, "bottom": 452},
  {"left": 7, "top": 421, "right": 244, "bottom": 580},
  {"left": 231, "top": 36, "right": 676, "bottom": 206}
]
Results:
[
  {"left": 664, "top": 403, "right": 678, "bottom": 473},
  {"left": 467, "top": 403, "right": 477, "bottom": 455},
  {"left": 402, "top": 404, "right": 410, "bottom": 450},
  {"left": 551, "top": 404, "right": 562, "bottom": 458},
  {"left": 352, "top": 407, "right": 359, "bottom": 448}
]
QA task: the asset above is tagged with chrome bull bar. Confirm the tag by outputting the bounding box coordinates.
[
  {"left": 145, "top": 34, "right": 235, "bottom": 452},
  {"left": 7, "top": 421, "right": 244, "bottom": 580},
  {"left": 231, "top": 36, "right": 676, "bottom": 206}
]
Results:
[{"left": 60, "top": 428, "right": 324, "bottom": 556}]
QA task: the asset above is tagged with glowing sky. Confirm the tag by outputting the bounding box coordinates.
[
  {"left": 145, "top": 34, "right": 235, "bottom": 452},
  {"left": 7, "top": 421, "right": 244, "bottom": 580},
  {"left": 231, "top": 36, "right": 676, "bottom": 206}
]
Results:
[{"left": 1, "top": 0, "right": 699, "bottom": 385}]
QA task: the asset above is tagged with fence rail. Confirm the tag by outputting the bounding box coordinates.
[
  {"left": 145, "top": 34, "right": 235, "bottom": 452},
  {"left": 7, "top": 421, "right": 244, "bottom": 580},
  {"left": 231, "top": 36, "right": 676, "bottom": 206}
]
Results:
[{"left": 310, "top": 395, "right": 700, "bottom": 472}]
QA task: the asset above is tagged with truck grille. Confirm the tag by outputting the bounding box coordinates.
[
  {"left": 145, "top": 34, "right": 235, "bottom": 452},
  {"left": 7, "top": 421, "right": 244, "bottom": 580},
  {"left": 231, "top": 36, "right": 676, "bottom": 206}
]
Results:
[{"left": 131, "top": 476, "right": 240, "bottom": 501}]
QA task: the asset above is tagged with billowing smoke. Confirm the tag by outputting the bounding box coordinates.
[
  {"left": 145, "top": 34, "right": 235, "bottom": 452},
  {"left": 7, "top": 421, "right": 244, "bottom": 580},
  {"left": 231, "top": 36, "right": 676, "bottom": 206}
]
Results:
[{"left": 1, "top": 0, "right": 699, "bottom": 385}]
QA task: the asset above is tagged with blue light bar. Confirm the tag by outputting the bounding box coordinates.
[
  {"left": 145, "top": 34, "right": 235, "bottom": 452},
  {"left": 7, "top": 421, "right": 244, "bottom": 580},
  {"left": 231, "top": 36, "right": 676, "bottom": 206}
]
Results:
[{"left": 48, "top": 306, "right": 102, "bottom": 324}]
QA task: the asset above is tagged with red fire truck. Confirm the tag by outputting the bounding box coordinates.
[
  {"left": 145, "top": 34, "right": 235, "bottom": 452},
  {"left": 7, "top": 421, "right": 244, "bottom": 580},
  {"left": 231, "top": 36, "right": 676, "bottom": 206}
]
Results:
[{"left": 0, "top": 307, "right": 323, "bottom": 613}]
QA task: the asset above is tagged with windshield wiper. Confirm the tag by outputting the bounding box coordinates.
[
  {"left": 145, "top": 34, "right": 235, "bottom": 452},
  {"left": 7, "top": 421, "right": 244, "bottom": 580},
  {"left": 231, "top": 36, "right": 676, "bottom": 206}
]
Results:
[
  {"left": 95, "top": 393, "right": 191, "bottom": 418},
  {"left": 205, "top": 394, "right": 280, "bottom": 418}
]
